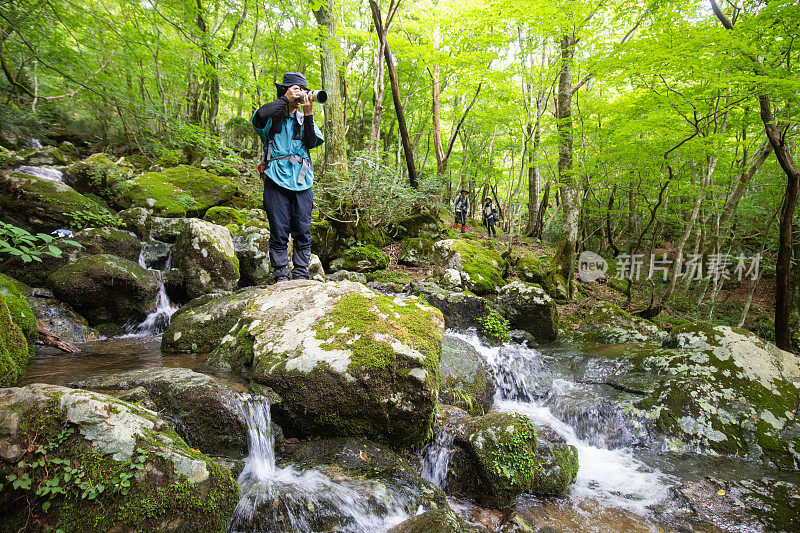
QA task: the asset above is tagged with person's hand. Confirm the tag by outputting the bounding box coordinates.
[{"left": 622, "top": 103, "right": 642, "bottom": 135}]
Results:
[
  {"left": 301, "top": 92, "right": 313, "bottom": 115},
  {"left": 285, "top": 85, "right": 303, "bottom": 102}
]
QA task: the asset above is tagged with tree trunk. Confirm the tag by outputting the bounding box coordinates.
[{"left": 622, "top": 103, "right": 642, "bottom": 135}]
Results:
[
  {"left": 314, "top": 0, "right": 348, "bottom": 180},
  {"left": 431, "top": 64, "right": 445, "bottom": 174}
]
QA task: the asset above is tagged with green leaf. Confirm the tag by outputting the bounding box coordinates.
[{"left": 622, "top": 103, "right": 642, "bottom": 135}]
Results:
[{"left": 42, "top": 501, "right": 51, "bottom": 511}]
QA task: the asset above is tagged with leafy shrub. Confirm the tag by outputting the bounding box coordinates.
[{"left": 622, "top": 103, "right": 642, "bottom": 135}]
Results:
[
  {"left": 0, "top": 221, "right": 82, "bottom": 264},
  {"left": 477, "top": 311, "right": 510, "bottom": 343},
  {"left": 66, "top": 209, "right": 124, "bottom": 230}
]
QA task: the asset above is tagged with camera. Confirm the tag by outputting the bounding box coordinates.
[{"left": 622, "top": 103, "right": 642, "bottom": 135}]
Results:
[{"left": 301, "top": 89, "right": 328, "bottom": 104}]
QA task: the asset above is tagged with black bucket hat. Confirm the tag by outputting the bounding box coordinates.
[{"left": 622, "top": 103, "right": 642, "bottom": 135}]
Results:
[{"left": 275, "top": 71, "right": 308, "bottom": 90}]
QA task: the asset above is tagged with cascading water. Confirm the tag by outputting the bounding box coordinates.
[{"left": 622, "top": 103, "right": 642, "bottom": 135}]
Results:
[
  {"left": 127, "top": 248, "right": 175, "bottom": 335},
  {"left": 445, "top": 331, "right": 674, "bottom": 518},
  {"left": 420, "top": 428, "right": 455, "bottom": 490},
  {"left": 230, "top": 396, "right": 422, "bottom": 533},
  {"left": 14, "top": 165, "right": 63, "bottom": 182}
]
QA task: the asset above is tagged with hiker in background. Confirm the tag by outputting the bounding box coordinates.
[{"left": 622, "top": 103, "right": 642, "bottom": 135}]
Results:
[
  {"left": 453, "top": 189, "right": 470, "bottom": 234},
  {"left": 483, "top": 197, "right": 498, "bottom": 238}
]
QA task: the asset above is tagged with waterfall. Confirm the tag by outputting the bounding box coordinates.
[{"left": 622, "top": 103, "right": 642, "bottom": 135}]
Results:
[
  {"left": 127, "top": 248, "right": 175, "bottom": 335},
  {"left": 446, "top": 331, "right": 674, "bottom": 518},
  {"left": 229, "top": 396, "right": 420, "bottom": 533},
  {"left": 420, "top": 428, "right": 454, "bottom": 490},
  {"left": 14, "top": 165, "right": 63, "bottom": 182}
]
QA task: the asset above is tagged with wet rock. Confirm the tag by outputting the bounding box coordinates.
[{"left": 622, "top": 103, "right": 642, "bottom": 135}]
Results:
[
  {"left": 172, "top": 219, "right": 239, "bottom": 300},
  {"left": 118, "top": 206, "right": 152, "bottom": 240},
  {"left": 26, "top": 288, "right": 99, "bottom": 343},
  {"left": 432, "top": 239, "right": 508, "bottom": 295},
  {"left": 409, "top": 281, "right": 491, "bottom": 330},
  {"left": 47, "top": 254, "right": 159, "bottom": 326},
  {"left": 162, "top": 287, "right": 263, "bottom": 353},
  {"left": 207, "top": 280, "right": 443, "bottom": 449},
  {"left": 578, "top": 302, "right": 664, "bottom": 344},
  {"left": 441, "top": 335, "right": 496, "bottom": 415},
  {"left": 140, "top": 239, "right": 172, "bottom": 270},
  {"left": 387, "top": 508, "right": 470, "bottom": 533},
  {"left": 398, "top": 237, "right": 436, "bottom": 266},
  {"left": 71, "top": 367, "right": 251, "bottom": 458},
  {"left": 634, "top": 323, "right": 800, "bottom": 468},
  {"left": 23, "top": 145, "right": 68, "bottom": 166},
  {"left": 329, "top": 244, "right": 389, "bottom": 273},
  {"left": 497, "top": 281, "right": 558, "bottom": 344},
  {"left": 0, "top": 294, "right": 30, "bottom": 387},
  {"left": 0, "top": 384, "right": 239, "bottom": 532},
  {"left": 151, "top": 216, "right": 191, "bottom": 243},
  {"left": 326, "top": 269, "right": 367, "bottom": 284},
  {"left": 0, "top": 171, "right": 108, "bottom": 233},
  {"left": 234, "top": 227, "right": 271, "bottom": 286},
  {"left": 0, "top": 273, "right": 37, "bottom": 349}
]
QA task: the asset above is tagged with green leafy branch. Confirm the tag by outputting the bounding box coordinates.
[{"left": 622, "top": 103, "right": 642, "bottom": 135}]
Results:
[{"left": 0, "top": 221, "right": 82, "bottom": 265}]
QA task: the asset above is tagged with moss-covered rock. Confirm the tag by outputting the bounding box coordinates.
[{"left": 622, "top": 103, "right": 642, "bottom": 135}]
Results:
[
  {"left": 452, "top": 411, "right": 578, "bottom": 506},
  {"left": 330, "top": 244, "right": 389, "bottom": 273},
  {"left": 398, "top": 237, "right": 436, "bottom": 267},
  {"left": 113, "top": 165, "right": 243, "bottom": 218},
  {"left": 203, "top": 206, "right": 265, "bottom": 231},
  {"left": 47, "top": 254, "right": 159, "bottom": 326},
  {"left": 63, "top": 153, "right": 132, "bottom": 200},
  {"left": 409, "top": 281, "right": 491, "bottom": 330},
  {"left": 543, "top": 270, "right": 569, "bottom": 302},
  {"left": 497, "top": 281, "right": 558, "bottom": 344},
  {"left": 432, "top": 239, "right": 507, "bottom": 295},
  {"left": 441, "top": 335, "right": 496, "bottom": 415},
  {"left": 162, "top": 288, "right": 263, "bottom": 353},
  {"left": 233, "top": 228, "right": 271, "bottom": 287},
  {"left": 517, "top": 256, "right": 549, "bottom": 284},
  {"left": 207, "top": 280, "right": 443, "bottom": 449},
  {"left": 172, "top": 219, "right": 239, "bottom": 300},
  {"left": 310, "top": 218, "right": 390, "bottom": 264},
  {"left": 387, "top": 509, "right": 470, "bottom": 533},
  {"left": 151, "top": 216, "right": 190, "bottom": 243},
  {"left": 0, "top": 146, "right": 22, "bottom": 168},
  {"left": 71, "top": 367, "right": 251, "bottom": 458},
  {"left": 578, "top": 302, "right": 664, "bottom": 344},
  {"left": 0, "top": 171, "right": 109, "bottom": 233},
  {"left": 387, "top": 213, "right": 442, "bottom": 240},
  {"left": 0, "top": 273, "right": 36, "bottom": 349},
  {"left": 118, "top": 207, "right": 153, "bottom": 240},
  {"left": 22, "top": 145, "right": 67, "bottom": 166},
  {"left": 632, "top": 323, "right": 800, "bottom": 468},
  {"left": 0, "top": 384, "right": 240, "bottom": 532},
  {"left": 0, "top": 295, "right": 30, "bottom": 387}
]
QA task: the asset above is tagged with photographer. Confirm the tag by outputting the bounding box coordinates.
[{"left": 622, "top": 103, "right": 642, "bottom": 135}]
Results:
[{"left": 252, "top": 72, "right": 324, "bottom": 282}]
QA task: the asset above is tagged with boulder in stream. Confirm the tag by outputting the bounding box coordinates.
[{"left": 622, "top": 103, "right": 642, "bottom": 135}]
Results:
[
  {"left": 207, "top": 280, "right": 443, "bottom": 449},
  {"left": 0, "top": 294, "right": 31, "bottom": 387},
  {"left": 497, "top": 280, "right": 558, "bottom": 344},
  {"left": 171, "top": 219, "right": 239, "bottom": 300},
  {"left": 578, "top": 302, "right": 664, "bottom": 344},
  {"left": 409, "top": 281, "right": 491, "bottom": 330},
  {"left": 386, "top": 508, "right": 470, "bottom": 533},
  {"left": 47, "top": 254, "right": 160, "bottom": 327},
  {"left": 0, "top": 384, "right": 240, "bottom": 532},
  {"left": 63, "top": 153, "right": 132, "bottom": 200},
  {"left": 441, "top": 335, "right": 496, "bottom": 415}
]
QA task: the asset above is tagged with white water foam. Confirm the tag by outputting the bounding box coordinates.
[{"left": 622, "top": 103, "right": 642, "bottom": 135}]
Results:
[
  {"left": 125, "top": 249, "right": 175, "bottom": 336},
  {"left": 447, "top": 330, "right": 674, "bottom": 517},
  {"left": 15, "top": 165, "right": 63, "bottom": 182}
]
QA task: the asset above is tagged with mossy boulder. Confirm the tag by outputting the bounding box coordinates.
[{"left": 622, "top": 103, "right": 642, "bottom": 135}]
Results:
[
  {"left": 387, "top": 213, "right": 442, "bottom": 240},
  {"left": 63, "top": 153, "right": 132, "bottom": 199},
  {"left": 0, "top": 171, "right": 108, "bottom": 233},
  {"left": 409, "top": 281, "right": 491, "bottom": 330},
  {"left": 233, "top": 228, "right": 271, "bottom": 287},
  {"left": 207, "top": 280, "right": 443, "bottom": 449},
  {"left": 0, "top": 384, "right": 240, "bottom": 532},
  {"left": 631, "top": 323, "right": 800, "bottom": 468},
  {"left": 0, "top": 146, "right": 22, "bottom": 168},
  {"left": 47, "top": 254, "right": 159, "bottom": 326},
  {"left": 22, "top": 145, "right": 67, "bottom": 166},
  {"left": 114, "top": 165, "right": 242, "bottom": 218},
  {"left": 398, "top": 237, "right": 436, "bottom": 267},
  {"left": 578, "top": 302, "right": 663, "bottom": 344},
  {"left": 151, "top": 216, "right": 190, "bottom": 243},
  {"left": 118, "top": 207, "right": 152, "bottom": 240},
  {"left": 310, "top": 218, "right": 390, "bottom": 264},
  {"left": 162, "top": 288, "right": 263, "bottom": 353},
  {"left": 441, "top": 335, "right": 496, "bottom": 415},
  {"left": 0, "top": 273, "right": 36, "bottom": 349},
  {"left": 387, "top": 509, "right": 470, "bottom": 533},
  {"left": 172, "top": 219, "right": 239, "bottom": 300},
  {"left": 203, "top": 206, "right": 267, "bottom": 234},
  {"left": 517, "top": 256, "right": 549, "bottom": 284},
  {"left": 0, "top": 294, "right": 31, "bottom": 387},
  {"left": 497, "top": 281, "right": 558, "bottom": 344},
  {"left": 432, "top": 239, "right": 507, "bottom": 295},
  {"left": 450, "top": 411, "right": 578, "bottom": 506},
  {"left": 543, "top": 270, "right": 569, "bottom": 302},
  {"left": 330, "top": 244, "right": 389, "bottom": 273},
  {"left": 71, "top": 367, "right": 250, "bottom": 458}
]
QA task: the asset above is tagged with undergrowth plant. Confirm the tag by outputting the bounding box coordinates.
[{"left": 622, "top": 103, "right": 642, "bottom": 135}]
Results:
[
  {"left": 477, "top": 311, "right": 511, "bottom": 343},
  {"left": 0, "top": 221, "right": 82, "bottom": 264}
]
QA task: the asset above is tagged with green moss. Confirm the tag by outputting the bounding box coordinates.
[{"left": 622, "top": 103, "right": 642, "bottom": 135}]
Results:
[
  {"left": 1, "top": 394, "right": 239, "bottom": 533},
  {"left": 0, "top": 273, "right": 36, "bottom": 347},
  {"left": 448, "top": 239, "right": 507, "bottom": 295},
  {"left": 114, "top": 172, "right": 188, "bottom": 217},
  {"left": 365, "top": 269, "right": 412, "bottom": 285},
  {"left": 336, "top": 245, "right": 389, "bottom": 273},
  {"left": 517, "top": 256, "right": 548, "bottom": 284},
  {"left": 64, "top": 154, "right": 130, "bottom": 200},
  {"left": 0, "top": 294, "right": 30, "bottom": 387}
]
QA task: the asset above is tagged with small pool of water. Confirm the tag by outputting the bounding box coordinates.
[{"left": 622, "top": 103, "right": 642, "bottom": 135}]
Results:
[{"left": 22, "top": 335, "right": 208, "bottom": 386}]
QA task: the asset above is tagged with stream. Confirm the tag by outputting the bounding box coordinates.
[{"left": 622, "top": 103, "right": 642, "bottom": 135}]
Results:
[{"left": 19, "top": 328, "right": 800, "bottom": 532}]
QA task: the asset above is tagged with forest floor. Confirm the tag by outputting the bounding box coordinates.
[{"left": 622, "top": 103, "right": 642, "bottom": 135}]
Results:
[{"left": 379, "top": 220, "right": 776, "bottom": 340}]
